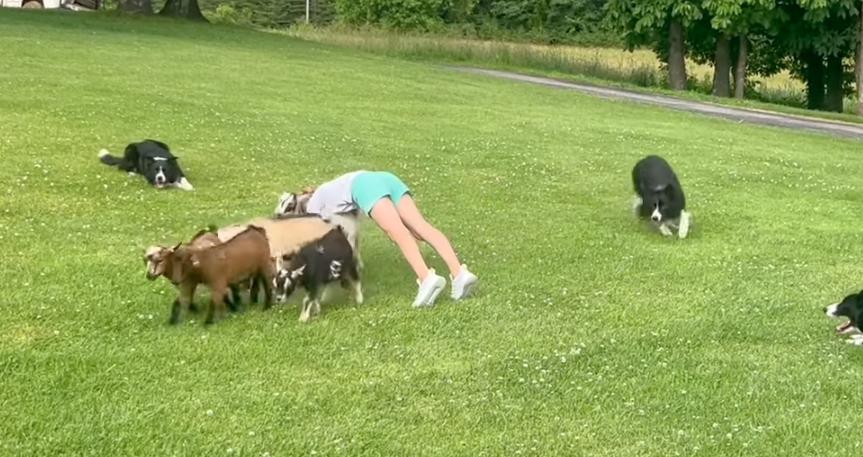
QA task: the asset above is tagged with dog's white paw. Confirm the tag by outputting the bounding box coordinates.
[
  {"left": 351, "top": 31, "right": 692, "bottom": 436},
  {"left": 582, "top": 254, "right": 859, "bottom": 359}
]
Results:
[
  {"left": 354, "top": 284, "right": 364, "bottom": 305},
  {"left": 98, "top": 148, "right": 110, "bottom": 158},
  {"left": 631, "top": 195, "right": 643, "bottom": 215},
  {"left": 678, "top": 211, "right": 691, "bottom": 239},
  {"left": 659, "top": 224, "right": 674, "bottom": 237},
  {"left": 175, "top": 178, "right": 194, "bottom": 191}
]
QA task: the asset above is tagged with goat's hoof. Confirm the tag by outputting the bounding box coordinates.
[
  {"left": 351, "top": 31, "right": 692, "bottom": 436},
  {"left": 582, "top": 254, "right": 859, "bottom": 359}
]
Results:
[{"left": 168, "top": 317, "right": 180, "bottom": 326}]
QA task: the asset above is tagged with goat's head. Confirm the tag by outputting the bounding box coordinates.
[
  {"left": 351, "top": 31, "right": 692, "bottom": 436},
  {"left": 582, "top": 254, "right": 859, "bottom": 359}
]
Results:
[
  {"left": 273, "top": 256, "right": 305, "bottom": 303},
  {"left": 274, "top": 188, "right": 314, "bottom": 217},
  {"left": 144, "top": 243, "right": 181, "bottom": 281}
]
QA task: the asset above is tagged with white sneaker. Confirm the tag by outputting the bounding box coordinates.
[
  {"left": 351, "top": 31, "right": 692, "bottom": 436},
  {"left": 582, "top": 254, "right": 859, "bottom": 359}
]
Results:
[
  {"left": 450, "top": 265, "right": 478, "bottom": 301},
  {"left": 412, "top": 270, "right": 446, "bottom": 308}
]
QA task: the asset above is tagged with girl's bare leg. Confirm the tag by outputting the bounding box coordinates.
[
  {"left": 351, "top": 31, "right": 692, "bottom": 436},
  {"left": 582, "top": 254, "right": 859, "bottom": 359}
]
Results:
[
  {"left": 368, "top": 197, "right": 430, "bottom": 280},
  {"left": 395, "top": 195, "right": 462, "bottom": 277}
]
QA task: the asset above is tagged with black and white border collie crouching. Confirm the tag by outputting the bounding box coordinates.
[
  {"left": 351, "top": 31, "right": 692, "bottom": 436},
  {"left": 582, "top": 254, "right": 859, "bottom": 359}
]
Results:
[
  {"left": 632, "top": 155, "right": 691, "bottom": 238},
  {"left": 274, "top": 190, "right": 363, "bottom": 269},
  {"left": 273, "top": 227, "right": 363, "bottom": 323},
  {"left": 99, "top": 140, "right": 193, "bottom": 191},
  {"left": 824, "top": 290, "right": 863, "bottom": 346}
]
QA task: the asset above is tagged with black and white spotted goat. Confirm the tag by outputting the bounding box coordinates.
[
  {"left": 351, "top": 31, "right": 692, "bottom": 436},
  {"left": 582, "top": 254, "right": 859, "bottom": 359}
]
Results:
[{"left": 273, "top": 227, "right": 363, "bottom": 322}]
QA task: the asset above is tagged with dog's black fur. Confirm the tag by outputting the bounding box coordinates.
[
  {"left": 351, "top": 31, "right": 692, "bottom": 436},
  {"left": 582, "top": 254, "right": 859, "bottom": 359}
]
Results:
[
  {"left": 632, "top": 155, "right": 686, "bottom": 223},
  {"left": 99, "top": 140, "right": 193, "bottom": 190},
  {"left": 825, "top": 290, "right": 863, "bottom": 335}
]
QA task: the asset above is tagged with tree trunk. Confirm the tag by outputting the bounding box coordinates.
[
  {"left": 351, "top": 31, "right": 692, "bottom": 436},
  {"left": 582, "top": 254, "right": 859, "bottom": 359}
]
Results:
[
  {"left": 712, "top": 35, "right": 731, "bottom": 97},
  {"left": 734, "top": 35, "right": 748, "bottom": 99},
  {"left": 668, "top": 19, "right": 687, "bottom": 91},
  {"left": 802, "top": 50, "right": 826, "bottom": 110},
  {"left": 159, "top": 0, "right": 207, "bottom": 20},
  {"left": 120, "top": 0, "right": 151, "bottom": 14},
  {"left": 857, "top": 1, "right": 863, "bottom": 115},
  {"left": 825, "top": 54, "right": 844, "bottom": 112}
]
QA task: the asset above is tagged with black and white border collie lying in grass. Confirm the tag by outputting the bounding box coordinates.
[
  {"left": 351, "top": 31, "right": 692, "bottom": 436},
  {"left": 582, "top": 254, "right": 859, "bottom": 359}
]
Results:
[
  {"left": 99, "top": 140, "right": 193, "bottom": 191},
  {"left": 824, "top": 290, "right": 863, "bottom": 346},
  {"left": 632, "top": 155, "right": 691, "bottom": 238}
]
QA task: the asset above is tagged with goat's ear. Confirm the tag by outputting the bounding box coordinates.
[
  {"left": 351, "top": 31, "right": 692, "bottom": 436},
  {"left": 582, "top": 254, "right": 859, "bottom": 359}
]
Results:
[
  {"left": 278, "top": 193, "right": 297, "bottom": 213},
  {"left": 291, "top": 264, "right": 306, "bottom": 278},
  {"left": 170, "top": 242, "right": 182, "bottom": 252}
]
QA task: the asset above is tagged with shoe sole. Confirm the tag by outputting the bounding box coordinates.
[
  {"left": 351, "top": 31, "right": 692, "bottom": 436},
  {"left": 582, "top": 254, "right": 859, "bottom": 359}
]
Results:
[
  {"left": 414, "top": 280, "right": 445, "bottom": 308},
  {"left": 452, "top": 277, "right": 478, "bottom": 301}
]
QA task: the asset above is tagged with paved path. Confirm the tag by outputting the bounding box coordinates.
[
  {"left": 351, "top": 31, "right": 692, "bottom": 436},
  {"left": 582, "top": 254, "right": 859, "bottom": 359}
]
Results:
[{"left": 450, "top": 67, "right": 863, "bottom": 141}]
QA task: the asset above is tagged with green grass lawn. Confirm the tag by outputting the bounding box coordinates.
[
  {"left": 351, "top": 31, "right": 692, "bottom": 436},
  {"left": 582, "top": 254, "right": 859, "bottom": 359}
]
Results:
[{"left": 2, "top": 10, "right": 863, "bottom": 456}]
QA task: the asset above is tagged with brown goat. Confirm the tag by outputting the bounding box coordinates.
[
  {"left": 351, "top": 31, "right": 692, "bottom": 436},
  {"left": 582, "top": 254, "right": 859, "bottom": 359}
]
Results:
[
  {"left": 145, "top": 228, "right": 222, "bottom": 313},
  {"left": 166, "top": 225, "right": 276, "bottom": 325},
  {"left": 145, "top": 228, "right": 250, "bottom": 314}
]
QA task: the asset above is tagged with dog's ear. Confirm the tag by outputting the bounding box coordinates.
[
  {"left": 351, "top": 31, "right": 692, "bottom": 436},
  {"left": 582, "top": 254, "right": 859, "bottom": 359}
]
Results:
[{"left": 124, "top": 143, "right": 139, "bottom": 157}]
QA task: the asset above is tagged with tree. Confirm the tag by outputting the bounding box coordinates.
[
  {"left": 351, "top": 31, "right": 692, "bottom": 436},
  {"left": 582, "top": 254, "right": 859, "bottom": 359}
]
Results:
[
  {"left": 857, "top": 0, "right": 863, "bottom": 114},
  {"left": 712, "top": 34, "right": 731, "bottom": 96},
  {"left": 734, "top": 36, "right": 747, "bottom": 98},
  {"left": 160, "top": 0, "right": 207, "bottom": 20},
  {"left": 606, "top": 0, "right": 702, "bottom": 90},
  {"left": 773, "top": 0, "right": 857, "bottom": 111},
  {"left": 668, "top": 18, "right": 688, "bottom": 89},
  {"left": 698, "top": 0, "right": 778, "bottom": 98}
]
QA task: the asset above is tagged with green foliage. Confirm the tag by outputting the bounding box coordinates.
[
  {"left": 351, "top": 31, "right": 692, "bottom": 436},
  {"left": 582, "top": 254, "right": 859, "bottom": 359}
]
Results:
[
  {"left": 326, "top": 0, "right": 616, "bottom": 44},
  {"left": 194, "top": 0, "right": 333, "bottom": 27},
  {"left": 210, "top": 3, "right": 254, "bottom": 24},
  {"left": 332, "top": 0, "right": 451, "bottom": 30},
  {"left": 605, "top": 0, "right": 703, "bottom": 49},
  {"left": 479, "top": 0, "right": 608, "bottom": 42}
]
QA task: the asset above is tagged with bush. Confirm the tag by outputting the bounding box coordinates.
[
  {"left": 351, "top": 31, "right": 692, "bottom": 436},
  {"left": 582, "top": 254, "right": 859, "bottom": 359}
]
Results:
[
  {"left": 333, "top": 0, "right": 451, "bottom": 30},
  {"left": 210, "top": 3, "right": 254, "bottom": 25}
]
